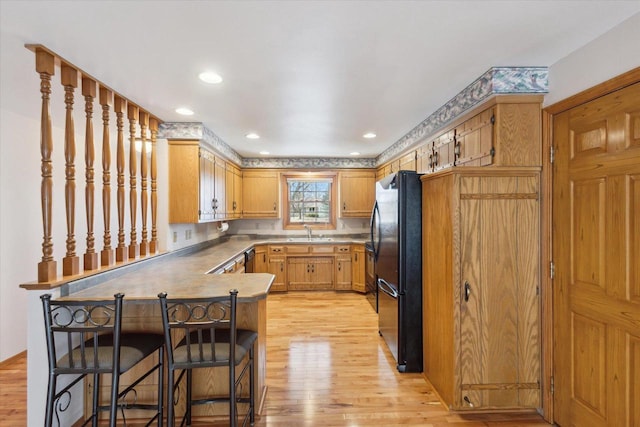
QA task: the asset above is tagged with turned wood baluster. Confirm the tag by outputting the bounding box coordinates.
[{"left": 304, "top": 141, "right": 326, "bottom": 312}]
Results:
[
  {"left": 100, "top": 87, "right": 115, "bottom": 266},
  {"left": 82, "top": 77, "right": 99, "bottom": 271},
  {"left": 149, "top": 118, "right": 159, "bottom": 254},
  {"left": 114, "top": 96, "right": 128, "bottom": 263},
  {"left": 35, "top": 48, "right": 57, "bottom": 282},
  {"left": 139, "top": 111, "right": 149, "bottom": 257},
  {"left": 61, "top": 63, "right": 80, "bottom": 276},
  {"left": 128, "top": 104, "right": 139, "bottom": 259}
]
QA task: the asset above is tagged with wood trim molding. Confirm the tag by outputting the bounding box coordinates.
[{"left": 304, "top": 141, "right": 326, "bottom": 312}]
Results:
[
  {"left": 0, "top": 350, "right": 26, "bottom": 368},
  {"left": 544, "top": 67, "right": 640, "bottom": 114}
]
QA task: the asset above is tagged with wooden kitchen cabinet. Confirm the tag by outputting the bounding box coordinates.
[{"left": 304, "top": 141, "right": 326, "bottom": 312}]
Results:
[
  {"left": 225, "top": 162, "right": 242, "bottom": 219},
  {"left": 339, "top": 170, "right": 375, "bottom": 217},
  {"left": 254, "top": 245, "right": 267, "bottom": 273},
  {"left": 335, "top": 249, "right": 352, "bottom": 290},
  {"left": 398, "top": 151, "right": 417, "bottom": 171},
  {"left": 168, "top": 140, "right": 226, "bottom": 223},
  {"left": 287, "top": 257, "right": 334, "bottom": 290},
  {"left": 267, "top": 254, "right": 287, "bottom": 292},
  {"left": 351, "top": 244, "right": 365, "bottom": 293},
  {"left": 242, "top": 169, "right": 279, "bottom": 218},
  {"left": 421, "top": 168, "right": 540, "bottom": 411}
]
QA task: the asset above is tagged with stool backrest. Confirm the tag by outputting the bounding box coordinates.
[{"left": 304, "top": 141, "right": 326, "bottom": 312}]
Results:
[
  {"left": 158, "top": 290, "right": 238, "bottom": 369},
  {"left": 41, "top": 293, "right": 124, "bottom": 375}
]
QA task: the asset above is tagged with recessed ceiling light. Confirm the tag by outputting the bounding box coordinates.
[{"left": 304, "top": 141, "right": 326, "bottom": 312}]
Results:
[
  {"left": 199, "top": 71, "right": 223, "bottom": 84},
  {"left": 259, "top": 150, "right": 270, "bottom": 155},
  {"left": 246, "top": 133, "right": 260, "bottom": 139},
  {"left": 363, "top": 132, "right": 376, "bottom": 139},
  {"left": 175, "top": 107, "right": 194, "bottom": 116},
  {"left": 350, "top": 152, "right": 361, "bottom": 156}
]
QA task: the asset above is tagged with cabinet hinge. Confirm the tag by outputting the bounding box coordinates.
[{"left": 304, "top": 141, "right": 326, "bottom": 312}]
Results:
[
  {"left": 490, "top": 114, "right": 496, "bottom": 125},
  {"left": 550, "top": 146, "right": 555, "bottom": 164},
  {"left": 490, "top": 147, "right": 495, "bottom": 157},
  {"left": 550, "top": 261, "right": 555, "bottom": 280},
  {"left": 550, "top": 376, "right": 555, "bottom": 395}
]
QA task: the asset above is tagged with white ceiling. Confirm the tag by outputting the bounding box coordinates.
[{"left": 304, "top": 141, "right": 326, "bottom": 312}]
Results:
[{"left": 1, "top": 1, "right": 639, "bottom": 159}]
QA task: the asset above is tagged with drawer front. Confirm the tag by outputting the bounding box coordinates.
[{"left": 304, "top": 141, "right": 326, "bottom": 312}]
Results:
[
  {"left": 312, "top": 245, "right": 335, "bottom": 254},
  {"left": 286, "top": 245, "right": 310, "bottom": 254},
  {"left": 269, "top": 245, "right": 286, "bottom": 254},
  {"left": 334, "top": 245, "right": 350, "bottom": 254}
]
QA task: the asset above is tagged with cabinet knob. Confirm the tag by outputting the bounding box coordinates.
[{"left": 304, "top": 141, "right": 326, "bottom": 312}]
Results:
[
  {"left": 463, "top": 395, "right": 474, "bottom": 407},
  {"left": 338, "top": 263, "right": 341, "bottom": 271},
  {"left": 273, "top": 202, "right": 277, "bottom": 211},
  {"left": 343, "top": 202, "right": 346, "bottom": 210}
]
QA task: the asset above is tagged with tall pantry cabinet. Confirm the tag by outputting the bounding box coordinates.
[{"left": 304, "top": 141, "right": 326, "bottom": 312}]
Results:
[{"left": 421, "top": 96, "right": 542, "bottom": 411}]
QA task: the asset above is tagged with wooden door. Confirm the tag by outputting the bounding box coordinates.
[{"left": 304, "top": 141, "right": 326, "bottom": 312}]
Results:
[
  {"left": 311, "top": 257, "right": 334, "bottom": 289},
  {"left": 287, "top": 257, "right": 311, "bottom": 290},
  {"left": 459, "top": 174, "right": 540, "bottom": 409},
  {"left": 553, "top": 82, "right": 640, "bottom": 427}
]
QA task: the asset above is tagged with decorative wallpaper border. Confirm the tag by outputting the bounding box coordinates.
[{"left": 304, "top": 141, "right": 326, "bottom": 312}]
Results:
[
  {"left": 376, "top": 66, "right": 548, "bottom": 164},
  {"left": 242, "top": 157, "right": 376, "bottom": 169},
  {"left": 160, "top": 66, "right": 547, "bottom": 169}
]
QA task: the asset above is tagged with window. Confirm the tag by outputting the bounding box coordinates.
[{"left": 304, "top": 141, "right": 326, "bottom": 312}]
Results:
[{"left": 282, "top": 173, "right": 336, "bottom": 230}]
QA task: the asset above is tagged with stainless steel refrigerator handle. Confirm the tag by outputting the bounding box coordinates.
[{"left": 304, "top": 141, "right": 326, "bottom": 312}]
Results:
[
  {"left": 370, "top": 201, "right": 381, "bottom": 259},
  {"left": 378, "top": 278, "right": 398, "bottom": 298}
]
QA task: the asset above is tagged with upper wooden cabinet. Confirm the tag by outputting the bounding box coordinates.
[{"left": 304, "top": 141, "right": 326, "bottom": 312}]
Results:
[
  {"left": 338, "top": 170, "right": 375, "bottom": 217},
  {"left": 225, "top": 162, "right": 242, "bottom": 219},
  {"left": 242, "top": 169, "right": 280, "bottom": 218},
  {"left": 398, "top": 151, "right": 417, "bottom": 172},
  {"left": 168, "top": 140, "right": 227, "bottom": 223}
]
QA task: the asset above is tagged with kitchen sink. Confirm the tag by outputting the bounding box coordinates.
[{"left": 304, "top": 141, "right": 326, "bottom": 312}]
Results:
[{"left": 286, "top": 237, "right": 334, "bottom": 242}]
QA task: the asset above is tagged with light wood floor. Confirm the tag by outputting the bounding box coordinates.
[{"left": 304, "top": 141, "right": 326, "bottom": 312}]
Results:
[{"left": 0, "top": 291, "right": 550, "bottom": 426}]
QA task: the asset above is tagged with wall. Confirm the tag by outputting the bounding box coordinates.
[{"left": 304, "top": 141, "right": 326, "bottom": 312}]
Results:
[
  {"left": 229, "top": 217, "right": 370, "bottom": 237},
  {"left": 544, "top": 13, "right": 640, "bottom": 107}
]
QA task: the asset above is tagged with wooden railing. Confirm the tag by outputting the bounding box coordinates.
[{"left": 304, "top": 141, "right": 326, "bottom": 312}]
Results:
[{"left": 28, "top": 45, "right": 162, "bottom": 284}]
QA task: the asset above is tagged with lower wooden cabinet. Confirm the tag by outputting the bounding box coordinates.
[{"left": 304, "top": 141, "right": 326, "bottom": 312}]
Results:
[
  {"left": 422, "top": 168, "right": 540, "bottom": 411},
  {"left": 335, "top": 254, "right": 352, "bottom": 290},
  {"left": 287, "top": 257, "right": 334, "bottom": 290},
  {"left": 351, "top": 244, "right": 365, "bottom": 293},
  {"left": 267, "top": 256, "right": 287, "bottom": 292}
]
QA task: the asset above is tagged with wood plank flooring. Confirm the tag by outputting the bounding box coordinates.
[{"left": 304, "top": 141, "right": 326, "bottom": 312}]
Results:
[{"left": 0, "top": 291, "right": 550, "bottom": 426}]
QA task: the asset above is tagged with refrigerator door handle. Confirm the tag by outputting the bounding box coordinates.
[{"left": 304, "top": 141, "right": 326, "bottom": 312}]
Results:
[
  {"left": 378, "top": 278, "right": 398, "bottom": 298},
  {"left": 370, "top": 201, "right": 381, "bottom": 260}
]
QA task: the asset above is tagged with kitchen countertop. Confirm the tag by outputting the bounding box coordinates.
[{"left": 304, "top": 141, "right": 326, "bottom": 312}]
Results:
[{"left": 50, "top": 234, "right": 368, "bottom": 300}]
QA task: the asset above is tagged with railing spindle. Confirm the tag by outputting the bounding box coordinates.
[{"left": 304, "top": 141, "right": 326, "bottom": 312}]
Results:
[
  {"left": 150, "top": 118, "right": 158, "bottom": 254},
  {"left": 82, "top": 77, "right": 99, "bottom": 271},
  {"left": 139, "top": 111, "right": 149, "bottom": 257},
  {"left": 114, "top": 95, "right": 128, "bottom": 263},
  {"left": 36, "top": 48, "right": 57, "bottom": 282},
  {"left": 128, "top": 104, "right": 139, "bottom": 259},
  {"left": 100, "top": 87, "right": 114, "bottom": 266},
  {"left": 61, "top": 63, "right": 79, "bottom": 276}
]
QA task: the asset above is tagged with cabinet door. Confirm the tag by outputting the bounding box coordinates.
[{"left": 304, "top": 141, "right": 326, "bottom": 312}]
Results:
[
  {"left": 455, "top": 107, "right": 495, "bottom": 167},
  {"left": 398, "top": 151, "right": 416, "bottom": 171},
  {"left": 254, "top": 245, "right": 267, "bottom": 273},
  {"left": 287, "top": 257, "right": 311, "bottom": 290},
  {"left": 311, "top": 257, "right": 334, "bottom": 289},
  {"left": 433, "top": 129, "right": 455, "bottom": 172},
  {"left": 458, "top": 175, "right": 540, "bottom": 409},
  {"left": 213, "top": 156, "right": 226, "bottom": 219},
  {"left": 225, "top": 164, "right": 236, "bottom": 219},
  {"left": 335, "top": 255, "right": 352, "bottom": 290},
  {"left": 242, "top": 170, "right": 279, "bottom": 218},
  {"left": 199, "top": 149, "right": 216, "bottom": 221},
  {"left": 351, "top": 245, "right": 365, "bottom": 292},
  {"left": 168, "top": 141, "right": 200, "bottom": 223},
  {"left": 339, "top": 170, "right": 375, "bottom": 217},
  {"left": 233, "top": 167, "right": 242, "bottom": 218},
  {"left": 268, "top": 257, "right": 287, "bottom": 292}
]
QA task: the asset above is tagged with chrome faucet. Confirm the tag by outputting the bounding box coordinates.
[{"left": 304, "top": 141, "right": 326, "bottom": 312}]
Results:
[{"left": 303, "top": 224, "right": 312, "bottom": 240}]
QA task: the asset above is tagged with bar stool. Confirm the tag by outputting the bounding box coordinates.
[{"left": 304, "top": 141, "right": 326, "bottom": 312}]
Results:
[
  {"left": 41, "top": 293, "right": 164, "bottom": 427},
  {"left": 158, "top": 289, "right": 257, "bottom": 427}
]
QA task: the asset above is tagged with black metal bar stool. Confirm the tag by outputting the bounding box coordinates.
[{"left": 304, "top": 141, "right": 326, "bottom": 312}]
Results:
[
  {"left": 41, "top": 293, "right": 164, "bottom": 427},
  {"left": 158, "top": 289, "right": 257, "bottom": 427}
]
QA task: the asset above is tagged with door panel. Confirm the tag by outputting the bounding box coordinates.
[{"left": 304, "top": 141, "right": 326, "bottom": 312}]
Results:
[{"left": 553, "top": 82, "right": 640, "bottom": 427}]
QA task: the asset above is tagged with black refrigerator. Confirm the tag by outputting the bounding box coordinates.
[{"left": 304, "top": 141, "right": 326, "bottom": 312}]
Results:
[{"left": 370, "top": 171, "right": 422, "bottom": 372}]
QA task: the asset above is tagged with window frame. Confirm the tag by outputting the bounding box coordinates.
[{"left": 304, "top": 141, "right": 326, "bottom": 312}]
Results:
[{"left": 281, "top": 172, "right": 337, "bottom": 230}]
